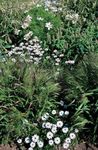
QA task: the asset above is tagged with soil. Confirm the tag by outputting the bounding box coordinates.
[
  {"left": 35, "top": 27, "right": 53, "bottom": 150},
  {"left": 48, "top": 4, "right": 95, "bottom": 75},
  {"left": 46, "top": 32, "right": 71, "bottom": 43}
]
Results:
[{"left": 0, "top": 143, "right": 98, "bottom": 150}]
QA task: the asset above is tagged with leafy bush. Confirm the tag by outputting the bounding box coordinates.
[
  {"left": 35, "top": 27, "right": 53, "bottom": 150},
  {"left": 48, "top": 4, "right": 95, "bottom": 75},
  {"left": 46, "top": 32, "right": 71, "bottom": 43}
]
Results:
[{"left": 27, "top": 5, "right": 63, "bottom": 42}]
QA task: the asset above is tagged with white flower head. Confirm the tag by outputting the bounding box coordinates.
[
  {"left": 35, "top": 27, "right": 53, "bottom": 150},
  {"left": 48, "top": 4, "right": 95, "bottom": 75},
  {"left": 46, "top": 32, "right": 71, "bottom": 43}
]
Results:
[
  {"left": 30, "top": 142, "right": 36, "bottom": 148},
  {"left": 63, "top": 142, "right": 69, "bottom": 149},
  {"left": 45, "top": 122, "right": 52, "bottom": 129},
  {"left": 51, "top": 126, "right": 57, "bottom": 134},
  {"left": 37, "top": 17, "right": 44, "bottom": 21},
  {"left": 70, "top": 133, "right": 76, "bottom": 139},
  {"left": 65, "top": 138, "right": 71, "bottom": 144},
  {"left": 11, "top": 58, "right": 16, "bottom": 63},
  {"left": 46, "top": 56, "right": 50, "bottom": 59},
  {"left": 42, "top": 113, "right": 49, "bottom": 121},
  {"left": 62, "top": 127, "right": 68, "bottom": 133},
  {"left": 59, "top": 110, "right": 64, "bottom": 116},
  {"left": 51, "top": 110, "right": 56, "bottom": 115},
  {"left": 57, "top": 121, "right": 63, "bottom": 128},
  {"left": 17, "top": 138, "right": 22, "bottom": 144},
  {"left": 49, "top": 139, "right": 54, "bottom": 146},
  {"left": 75, "top": 128, "right": 79, "bottom": 133},
  {"left": 54, "top": 137, "right": 61, "bottom": 145},
  {"left": 25, "top": 137, "right": 30, "bottom": 144},
  {"left": 32, "top": 134, "right": 39, "bottom": 143},
  {"left": 36, "top": 4, "right": 42, "bottom": 8},
  {"left": 55, "top": 58, "right": 60, "bottom": 63},
  {"left": 22, "top": 22, "right": 29, "bottom": 29},
  {"left": 37, "top": 140, "right": 44, "bottom": 148},
  {"left": 14, "top": 28, "right": 20, "bottom": 35},
  {"left": 24, "top": 31, "right": 33, "bottom": 41},
  {"left": 45, "top": 22, "right": 53, "bottom": 30},
  {"left": 47, "top": 131, "right": 54, "bottom": 139},
  {"left": 65, "top": 111, "right": 69, "bottom": 116}
]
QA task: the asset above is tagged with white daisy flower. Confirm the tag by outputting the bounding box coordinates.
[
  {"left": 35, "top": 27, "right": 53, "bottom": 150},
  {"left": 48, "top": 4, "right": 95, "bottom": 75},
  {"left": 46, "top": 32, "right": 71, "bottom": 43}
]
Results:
[
  {"left": 59, "top": 111, "right": 64, "bottom": 116},
  {"left": 48, "top": 140, "right": 54, "bottom": 146},
  {"left": 24, "top": 31, "right": 33, "bottom": 41},
  {"left": 65, "top": 111, "right": 69, "bottom": 116},
  {"left": 62, "top": 127, "right": 68, "bottom": 133},
  {"left": 55, "top": 58, "right": 60, "bottom": 63},
  {"left": 70, "top": 133, "right": 76, "bottom": 139},
  {"left": 32, "top": 134, "right": 39, "bottom": 143},
  {"left": 51, "top": 126, "right": 57, "bottom": 134},
  {"left": 55, "top": 63, "right": 59, "bottom": 66},
  {"left": 63, "top": 142, "right": 69, "bottom": 149},
  {"left": 46, "top": 56, "right": 50, "bottom": 59},
  {"left": 53, "top": 50, "right": 58, "bottom": 53},
  {"left": 36, "top": 4, "right": 42, "bottom": 8},
  {"left": 25, "top": 137, "right": 30, "bottom": 144},
  {"left": 37, "top": 140, "right": 44, "bottom": 148},
  {"left": 45, "top": 122, "right": 52, "bottom": 129},
  {"left": 17, "top": 139, "right": 22, "bottom": 144},
  {"left": 57, "top": 121, "right": 63, "bottom": 128},
  {"left": 59, "top": 54, "right": 64, "bottom": 57},
  {"left": 47, "top": 131, "right": 54, "bottom": 139},
  {"left": 75, "top": 128, "right": 79, "bottom": 133},
  {"left": 37, "top": 17, "right": 44, "bottom": 21},
  {"left": 54, "top": 137, "right": 61, "bottom": 145},
  {"left": 30, "top": 142, "right": 36, "bottom": 148},
  {"left": 51, "top": 110, "right": 56, "bottom": 115},
  {"left": 45, "top": 22, "right": 53, "bottom": 30},
  {"left": 65, "top": 138, "right": 71, "bottom": 144}
]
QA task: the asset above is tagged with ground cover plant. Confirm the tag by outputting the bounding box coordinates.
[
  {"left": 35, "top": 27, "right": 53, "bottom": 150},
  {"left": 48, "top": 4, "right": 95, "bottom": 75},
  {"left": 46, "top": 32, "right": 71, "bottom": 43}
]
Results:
[{"left": 0, "top": 0, "right": 98, "bottom": 149}]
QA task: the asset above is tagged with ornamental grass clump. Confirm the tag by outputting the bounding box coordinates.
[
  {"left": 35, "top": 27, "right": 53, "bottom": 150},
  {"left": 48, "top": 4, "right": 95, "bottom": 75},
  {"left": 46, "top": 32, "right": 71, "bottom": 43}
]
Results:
[{"left": 0, "top": 60, "right": 59, "bottom": 144}]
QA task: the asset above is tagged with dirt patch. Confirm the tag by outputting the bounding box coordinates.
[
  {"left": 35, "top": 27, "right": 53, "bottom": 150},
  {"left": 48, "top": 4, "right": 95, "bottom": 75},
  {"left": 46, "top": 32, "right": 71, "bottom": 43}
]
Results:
[
  {"left": 0, "top": 143, "right": 98, "bottom": 150},
  {"left": 75, "top": 143, "right": 98, "bottom": 150},
  {"left": 0, "top": 144, "right": 17, "bottom": 150}
]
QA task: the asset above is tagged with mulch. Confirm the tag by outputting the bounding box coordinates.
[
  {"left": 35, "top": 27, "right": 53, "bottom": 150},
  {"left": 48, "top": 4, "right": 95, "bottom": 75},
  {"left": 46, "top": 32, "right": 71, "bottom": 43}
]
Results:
[{"left": 0, "top": 143, "right": 98, "bottom": 150}]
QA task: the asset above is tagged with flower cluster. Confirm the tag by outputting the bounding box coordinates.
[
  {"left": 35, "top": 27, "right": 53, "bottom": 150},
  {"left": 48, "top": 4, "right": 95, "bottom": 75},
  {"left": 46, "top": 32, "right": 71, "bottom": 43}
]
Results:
[
  {"left": 44, "top": 0, "right": 62, "bottom": 13},
  {"left": 7, "top": 36, "right": 44, "bottom": 64},
  {"left": 17, "top": 106, "right": 79, "bottom": 150},
  {"left": 22, "top": 15, "right": 32, "bottom": 29},
  {"left": 45, "top": 48, "right": 75, "bottom": 66},
  {"left": 66, "top": 13, "right": 79, "bottom": 24}
]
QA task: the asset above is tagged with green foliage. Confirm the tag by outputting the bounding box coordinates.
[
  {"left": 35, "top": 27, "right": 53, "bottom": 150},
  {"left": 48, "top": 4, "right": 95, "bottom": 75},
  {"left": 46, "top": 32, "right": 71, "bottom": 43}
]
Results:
[
  {"left": 59, "top": 52, "right": 98, "bottom": 143},
  {"left": 62, "top": 0, "right": 97, "bottom": 20}
]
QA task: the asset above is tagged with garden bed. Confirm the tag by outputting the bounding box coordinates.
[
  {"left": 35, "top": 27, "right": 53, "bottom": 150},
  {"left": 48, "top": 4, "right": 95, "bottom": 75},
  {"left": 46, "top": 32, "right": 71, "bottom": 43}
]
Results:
[{"left": 0, "top": 0, "right": 98, "bottom": 150}]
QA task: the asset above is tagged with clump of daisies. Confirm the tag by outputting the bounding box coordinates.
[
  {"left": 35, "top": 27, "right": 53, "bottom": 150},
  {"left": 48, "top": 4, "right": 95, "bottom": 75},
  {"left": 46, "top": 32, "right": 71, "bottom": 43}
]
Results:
[
  {"left": 17, "top": 103, "right": 79, "bottom": 150},
  {"left": 44, "top": 48, "right": 75, "bottom": 67},
  {"left": 7, "top": 35, "right": 44, "bottom": 64}
]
